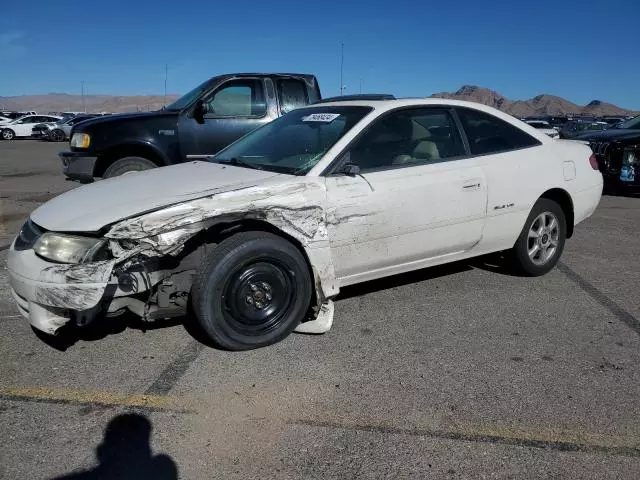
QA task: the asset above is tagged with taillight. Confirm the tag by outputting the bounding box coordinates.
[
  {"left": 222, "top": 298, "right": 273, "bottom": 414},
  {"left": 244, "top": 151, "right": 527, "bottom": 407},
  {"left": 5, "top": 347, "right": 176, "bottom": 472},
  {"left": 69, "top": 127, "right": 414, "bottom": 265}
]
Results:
[{"left": 588, "top": 153, "right": 599, "bottom": 171}]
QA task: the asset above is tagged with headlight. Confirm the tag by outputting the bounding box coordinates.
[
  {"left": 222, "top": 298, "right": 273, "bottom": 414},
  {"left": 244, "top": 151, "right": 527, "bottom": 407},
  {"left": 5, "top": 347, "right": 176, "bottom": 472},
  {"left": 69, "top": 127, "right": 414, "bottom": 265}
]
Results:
[
  {"left": 622, "top": 149, "right": 638, "bottom": 166},
  {"left": 70, "top": 133, "right": 90, "bottom": 148},
  {"left": 34, "top": 233, "right": 107, "bottom": 263}
]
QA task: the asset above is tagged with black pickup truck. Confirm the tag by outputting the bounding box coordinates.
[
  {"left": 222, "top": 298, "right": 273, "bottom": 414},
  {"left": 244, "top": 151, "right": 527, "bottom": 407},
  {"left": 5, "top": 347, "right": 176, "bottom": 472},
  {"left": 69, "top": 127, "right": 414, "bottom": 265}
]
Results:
[{"left": 60, "top": 73, "right": 321, "bottom": 181}]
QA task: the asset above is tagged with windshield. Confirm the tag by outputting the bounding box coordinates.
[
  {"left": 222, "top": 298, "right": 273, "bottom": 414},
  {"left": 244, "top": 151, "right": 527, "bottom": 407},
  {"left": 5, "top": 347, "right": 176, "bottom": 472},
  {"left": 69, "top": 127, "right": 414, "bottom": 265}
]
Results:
[
  {"left": 212, "top": 106, "right": 373, "bottom": 175},
  {"left": 164, "top": 79, "right": 211, "bottom": 111},
  {"left": 615, "top": 115, "right": 640, "bottom": 129}
]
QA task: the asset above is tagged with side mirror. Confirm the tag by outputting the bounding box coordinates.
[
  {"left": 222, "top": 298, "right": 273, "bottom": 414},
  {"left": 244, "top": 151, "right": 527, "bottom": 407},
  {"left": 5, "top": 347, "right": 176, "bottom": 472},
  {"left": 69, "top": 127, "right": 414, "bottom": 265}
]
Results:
[
  {"left": 340, "top": 163, "right": 360, "bottom": 176},
  {"left": 193, "top": 100, "right": 206, "bottom": 124}
]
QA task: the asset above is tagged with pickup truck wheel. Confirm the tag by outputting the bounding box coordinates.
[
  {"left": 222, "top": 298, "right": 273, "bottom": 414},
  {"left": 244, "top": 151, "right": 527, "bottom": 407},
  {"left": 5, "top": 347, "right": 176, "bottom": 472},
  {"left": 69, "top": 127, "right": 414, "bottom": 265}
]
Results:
[
  {"left": 511, "top": 198, "right": 566, "bottom": 276},
  {"left": 103, "top": 156, "right": 157, "bottom": 178},
  {"left": 1, "top": 129, "right": 15, "bottom": 140},
  {"left": 191, "top": 232, "right": 312, "bottom": 350},
  {"left": 49, "top": 129, "right": 65, "bottom": 142}
]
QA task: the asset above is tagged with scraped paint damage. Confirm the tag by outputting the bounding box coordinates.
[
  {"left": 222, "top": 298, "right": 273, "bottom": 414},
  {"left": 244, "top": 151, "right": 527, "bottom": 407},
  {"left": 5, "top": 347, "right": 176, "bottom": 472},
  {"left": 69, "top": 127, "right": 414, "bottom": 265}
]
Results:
[{"left": 36, "top": 180, "right": 343, "bottom": 333}]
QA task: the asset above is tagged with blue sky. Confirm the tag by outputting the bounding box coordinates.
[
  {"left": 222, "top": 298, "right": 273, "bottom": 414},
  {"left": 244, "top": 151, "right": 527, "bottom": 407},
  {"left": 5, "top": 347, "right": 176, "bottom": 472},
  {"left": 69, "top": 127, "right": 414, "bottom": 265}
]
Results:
[{"left": 2, "top": 0, "right": 639, "bottom": 108}]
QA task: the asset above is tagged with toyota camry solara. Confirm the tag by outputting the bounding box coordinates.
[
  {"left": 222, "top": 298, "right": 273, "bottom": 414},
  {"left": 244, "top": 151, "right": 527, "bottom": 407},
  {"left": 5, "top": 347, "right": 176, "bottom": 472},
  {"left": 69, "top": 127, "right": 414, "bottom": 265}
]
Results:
[{"left": 6, "top": 99, "right": 603, "bottom": 350}]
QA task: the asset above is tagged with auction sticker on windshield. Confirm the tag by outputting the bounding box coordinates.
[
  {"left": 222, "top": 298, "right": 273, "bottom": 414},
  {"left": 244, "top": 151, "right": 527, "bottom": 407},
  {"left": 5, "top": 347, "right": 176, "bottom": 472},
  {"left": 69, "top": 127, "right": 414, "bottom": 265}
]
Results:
[{"left": 302, "top": 113, "right": 341, "bottom": 122}]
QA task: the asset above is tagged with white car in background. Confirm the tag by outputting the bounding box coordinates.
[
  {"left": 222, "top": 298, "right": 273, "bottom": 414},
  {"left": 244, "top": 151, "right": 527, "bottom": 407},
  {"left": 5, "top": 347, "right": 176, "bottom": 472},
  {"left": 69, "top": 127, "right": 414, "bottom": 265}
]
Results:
[
  {"left": 6, "top": 98, "right": 603, "bottom": 350},
  {"left": 0, "top": 115, "right": 15, "bottom": 125},
  {"left": 0, "top": 115, "right": 62, "bottom": 140},
  {"left": 525, "top": 120, "right": 559, "bottom": 139}
]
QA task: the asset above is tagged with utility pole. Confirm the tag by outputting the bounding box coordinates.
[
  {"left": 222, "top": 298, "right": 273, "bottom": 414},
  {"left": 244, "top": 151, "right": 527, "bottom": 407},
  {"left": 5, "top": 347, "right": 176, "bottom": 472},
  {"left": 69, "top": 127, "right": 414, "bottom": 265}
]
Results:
[
  {"left": 340, "top": 42, "right": 345, "bottom": 96},
  {"left": 81, "top": 80, "right": 86, "bottom": 113},
  {"left": 163, "top": 64, "right": 168, "bottom": 106}
]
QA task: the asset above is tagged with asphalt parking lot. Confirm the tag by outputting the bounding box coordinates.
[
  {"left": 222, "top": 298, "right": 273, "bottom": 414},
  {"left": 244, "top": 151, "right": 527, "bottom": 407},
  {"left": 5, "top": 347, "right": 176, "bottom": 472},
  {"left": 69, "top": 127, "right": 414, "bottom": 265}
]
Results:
[{"left": 0, "top": 140, "right": 639, "bottom": 479}]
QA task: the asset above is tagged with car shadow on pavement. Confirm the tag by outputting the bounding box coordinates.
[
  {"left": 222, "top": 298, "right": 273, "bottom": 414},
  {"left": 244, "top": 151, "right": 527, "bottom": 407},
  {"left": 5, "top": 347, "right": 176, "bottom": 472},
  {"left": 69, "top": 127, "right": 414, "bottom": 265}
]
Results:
[
  {"left": 337, "top": 252, "right": 519, "bottom": 301},
  {"left": 32, "top": 314, "right": 185, "bottom": 351},
  {"left": 466, "top": 252, "right": 522, "bottom": 277},
  {"left": 34, "top": 255, "right": 518, "bottom": 351},
  {"left": 50, "top": 413, "right": 178, "bottom": 480},
  {"left": 337, "top": 261, "right": 473, "bottom": 300}
]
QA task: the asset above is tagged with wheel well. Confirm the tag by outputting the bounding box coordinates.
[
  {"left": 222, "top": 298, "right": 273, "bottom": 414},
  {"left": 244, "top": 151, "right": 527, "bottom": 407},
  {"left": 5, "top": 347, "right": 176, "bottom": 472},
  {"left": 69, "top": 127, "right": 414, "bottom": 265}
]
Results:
[
  {"left": 187, "top": 219, "right": 319, "bottom": 305},
  {"left": 94, "top": 144, "right": 164, "bottom": 177},
  {"left": 540, "top": 188, "right": 574, "bottom": 238}
]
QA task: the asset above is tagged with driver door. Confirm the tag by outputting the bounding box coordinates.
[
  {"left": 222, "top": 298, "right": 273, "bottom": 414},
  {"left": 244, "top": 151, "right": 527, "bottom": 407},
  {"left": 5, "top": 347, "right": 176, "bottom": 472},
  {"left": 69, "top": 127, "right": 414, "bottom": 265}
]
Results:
[
  {"left": 179, "top": 78, "right": 277, "bottom": 158},
  {"left": 325, "top": 107, "right": 487, "bottom": 285}
]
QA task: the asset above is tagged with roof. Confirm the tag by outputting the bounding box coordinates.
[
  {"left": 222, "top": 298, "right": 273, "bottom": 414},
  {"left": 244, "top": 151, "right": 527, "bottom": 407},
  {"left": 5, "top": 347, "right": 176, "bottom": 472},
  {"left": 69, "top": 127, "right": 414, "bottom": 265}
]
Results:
[
  {"left": 302, "top": 98, "right": 520, "bottom": 117},
  {"left": 302, "top": 98, "right": 552, "bottom": 144}
]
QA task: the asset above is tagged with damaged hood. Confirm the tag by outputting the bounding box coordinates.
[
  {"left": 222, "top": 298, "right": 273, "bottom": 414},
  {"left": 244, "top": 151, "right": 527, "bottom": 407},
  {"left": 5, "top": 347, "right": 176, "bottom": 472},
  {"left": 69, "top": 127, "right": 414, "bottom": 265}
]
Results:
[{"left": 31, "top": 161, "right": 283, "bottom": 232}]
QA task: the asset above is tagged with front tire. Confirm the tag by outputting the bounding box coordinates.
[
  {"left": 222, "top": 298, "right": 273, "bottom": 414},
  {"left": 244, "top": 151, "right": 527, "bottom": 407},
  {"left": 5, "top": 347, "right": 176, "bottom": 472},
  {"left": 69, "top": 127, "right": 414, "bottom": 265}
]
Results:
[
  {"left": 191, "top": 232, "right": 312, "bottom": 350},
  {"left": 511, "top": 198, "right": 566, "bottom": 276},
  {"left": 103, "top": 156, "right": 157, "bottom": 178},
  {"left": 1, "top": 129, "right": 15, "bottom": 140}
]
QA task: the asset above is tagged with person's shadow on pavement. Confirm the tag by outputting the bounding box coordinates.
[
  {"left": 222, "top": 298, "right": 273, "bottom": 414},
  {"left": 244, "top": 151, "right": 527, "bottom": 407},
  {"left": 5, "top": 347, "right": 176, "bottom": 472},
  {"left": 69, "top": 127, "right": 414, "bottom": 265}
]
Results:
[{"left": 51, "top": 413, "right": 178, "bottom": 480}]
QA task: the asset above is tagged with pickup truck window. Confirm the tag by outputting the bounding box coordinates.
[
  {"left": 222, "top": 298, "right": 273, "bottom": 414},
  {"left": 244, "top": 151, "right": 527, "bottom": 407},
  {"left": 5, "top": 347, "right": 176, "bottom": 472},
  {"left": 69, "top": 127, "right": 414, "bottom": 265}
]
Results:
[
  {"left": 164, "top": 79, "right": 210, "bottom": 111},
  {"left": 206, "top": 80, "right": 267, "bottom": 118},
  {"left": 277, "top": 79, "right": 309, "bottom": 114},
  {"left": 212, "top": 106, "right": 372, "bottom": 175}
]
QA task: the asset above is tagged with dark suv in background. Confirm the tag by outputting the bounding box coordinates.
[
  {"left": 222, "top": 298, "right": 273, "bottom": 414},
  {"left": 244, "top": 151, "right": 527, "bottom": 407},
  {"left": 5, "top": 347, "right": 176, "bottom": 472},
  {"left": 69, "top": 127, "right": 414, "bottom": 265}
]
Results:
[
  {"left": 559, "top": 119, "right": 608, "bottom": 139},
  {"left": 576, "top": 115, "right": 640, "bottom": 191}
]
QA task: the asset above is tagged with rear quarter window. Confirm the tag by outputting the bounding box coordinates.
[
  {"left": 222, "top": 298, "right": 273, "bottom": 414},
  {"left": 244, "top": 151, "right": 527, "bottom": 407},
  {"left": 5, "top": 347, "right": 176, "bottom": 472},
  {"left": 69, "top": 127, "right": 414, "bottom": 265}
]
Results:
[
  {"left": 277, "top": 79, "right": 309, "bottom": 114},
  {"left": 456, "top": 108, "right": 541, "bottom": 155}
]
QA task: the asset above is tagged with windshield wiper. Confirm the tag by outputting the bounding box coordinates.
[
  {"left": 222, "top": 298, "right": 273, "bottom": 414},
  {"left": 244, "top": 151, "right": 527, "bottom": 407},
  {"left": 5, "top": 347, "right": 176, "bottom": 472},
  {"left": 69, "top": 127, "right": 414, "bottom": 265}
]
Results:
[{"left": 216, "top": 157, "right": 265, "bottom": 171}]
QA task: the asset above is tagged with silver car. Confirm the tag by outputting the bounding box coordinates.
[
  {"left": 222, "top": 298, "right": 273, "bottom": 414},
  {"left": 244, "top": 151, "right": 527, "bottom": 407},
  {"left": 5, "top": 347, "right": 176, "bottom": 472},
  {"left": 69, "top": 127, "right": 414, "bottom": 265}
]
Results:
[{"left": 45, "top": 114, "right": 102, "bottom": 142}]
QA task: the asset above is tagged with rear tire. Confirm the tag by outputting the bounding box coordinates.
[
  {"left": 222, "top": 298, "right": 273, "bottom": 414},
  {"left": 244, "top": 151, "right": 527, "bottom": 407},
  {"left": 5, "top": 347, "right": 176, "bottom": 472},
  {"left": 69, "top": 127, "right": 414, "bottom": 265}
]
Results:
[
  {"left": 191, "top": 232, "right": 312, "bottom": 350},
  {"left": 50, "top": 129, "right": 65, "bottom": 142},
  {"left": 511, "top": 198, "right": 566, "bottom": 276},
  {"left": 1, "top": 129, "right": 15, "bottom": 140},
  {"left": 103, "top": 156, "right": 157, "bottom": 178}
]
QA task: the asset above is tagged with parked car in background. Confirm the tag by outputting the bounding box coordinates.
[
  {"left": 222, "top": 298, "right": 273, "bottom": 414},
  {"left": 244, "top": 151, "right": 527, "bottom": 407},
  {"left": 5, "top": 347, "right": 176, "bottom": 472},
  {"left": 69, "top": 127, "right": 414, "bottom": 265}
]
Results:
[
  {"left": 601, "top": 116, "right": 626, "bottom": 127},
  {"left": 559, "top": 120, "right": 608, "bottom": 139},
  {"left": 0, "top": 115, "right": 62, "bottom": 140},
  {"left": 524, "top": 116, "right": 567, "bottom": 129},
  {"left": 525, "top": 120, "right": 559, "bottom": 138},
  {"left": 0, "top": 115, "right": 14, "bottom": 125},
  {"left": 577, "top": 115, "right": 640, "bottom": 192},
  {"left": 8, "top": 98, "right": 602, "bottom": 349},
  {"left": 31, "top": 114, "right": 76, "bottom": 139},
  {"left": 33, "top": 114, "right": 101, "bottom": 142},
  {"left": 1, "top": 111, "right": 37, "bottom": 120},
  {"left": 60, "top": 73, "right": 321, "bottom": 181}
]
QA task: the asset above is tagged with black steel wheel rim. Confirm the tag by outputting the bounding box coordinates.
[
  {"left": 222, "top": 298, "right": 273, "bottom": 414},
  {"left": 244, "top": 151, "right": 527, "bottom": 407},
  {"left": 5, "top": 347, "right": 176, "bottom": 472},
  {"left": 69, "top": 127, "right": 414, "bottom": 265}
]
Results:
[{"left": 221, "top": 260, "right": 294, "bottom": 335}]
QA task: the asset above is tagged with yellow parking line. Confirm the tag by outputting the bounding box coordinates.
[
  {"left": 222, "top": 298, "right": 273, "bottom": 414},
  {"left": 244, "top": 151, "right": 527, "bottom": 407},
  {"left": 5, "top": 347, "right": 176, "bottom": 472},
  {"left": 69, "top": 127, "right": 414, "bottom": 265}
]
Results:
[
  {"left": 293, "top": 417, "right": 640, "bottom": 457},
  {"left": 0, "top": 386, "right": 186, "bottom": 411}
]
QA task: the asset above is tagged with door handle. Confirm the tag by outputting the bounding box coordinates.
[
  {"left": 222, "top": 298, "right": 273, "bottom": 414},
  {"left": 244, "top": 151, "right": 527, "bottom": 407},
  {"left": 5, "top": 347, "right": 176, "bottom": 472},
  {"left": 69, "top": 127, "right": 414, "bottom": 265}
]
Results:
[{"left": 462, "top": 181, "right": 481, "bottom": 190}]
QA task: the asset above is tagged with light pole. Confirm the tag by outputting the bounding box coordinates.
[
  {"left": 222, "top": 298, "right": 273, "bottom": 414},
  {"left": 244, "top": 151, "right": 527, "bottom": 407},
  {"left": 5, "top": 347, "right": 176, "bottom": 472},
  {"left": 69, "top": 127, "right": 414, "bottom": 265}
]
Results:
[
  {"left": 81, "top": 80, "right": 86, "bottom": 113},
  {"left": 340, "top": 42, "right": 344, "bottom": 96},
  {"left": 164, "top": 64, "right": 168, "bottom": 106}
]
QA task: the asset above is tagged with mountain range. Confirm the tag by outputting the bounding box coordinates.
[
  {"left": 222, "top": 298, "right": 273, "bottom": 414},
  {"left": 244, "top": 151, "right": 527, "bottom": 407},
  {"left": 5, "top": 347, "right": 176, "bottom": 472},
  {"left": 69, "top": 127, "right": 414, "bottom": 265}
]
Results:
[
  {"left": 0, "top": 93, "right": 180, "bottom": 114},
  {"left": 1, "top": 87, "right": 637, "bottom": 117},
  {"left": 430, "top": 86, "right": 637, "bottom": 117}
]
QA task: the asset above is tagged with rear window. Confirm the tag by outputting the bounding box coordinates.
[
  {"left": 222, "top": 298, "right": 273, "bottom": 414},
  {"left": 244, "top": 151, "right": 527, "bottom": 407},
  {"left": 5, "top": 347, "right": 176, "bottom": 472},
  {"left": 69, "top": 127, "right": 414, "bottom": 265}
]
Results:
[{"left": 457, "top": 108, "right": 541, "bottom": 155}]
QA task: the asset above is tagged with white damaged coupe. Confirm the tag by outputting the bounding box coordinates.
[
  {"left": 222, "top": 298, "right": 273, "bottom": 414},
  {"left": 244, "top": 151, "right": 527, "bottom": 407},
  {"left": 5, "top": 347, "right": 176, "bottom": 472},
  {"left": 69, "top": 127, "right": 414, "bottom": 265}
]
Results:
[{"left": 7, "top": 99, "right": 603, "bottom": 350}]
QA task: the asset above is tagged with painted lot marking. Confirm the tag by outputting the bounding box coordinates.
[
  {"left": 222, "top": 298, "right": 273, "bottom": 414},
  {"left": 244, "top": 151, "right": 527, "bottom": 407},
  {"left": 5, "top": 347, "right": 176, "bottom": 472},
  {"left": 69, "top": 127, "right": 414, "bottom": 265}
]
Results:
[
  {"left": 558, "top": 262, "right": 640, "bottom": 336},
  {"left": 2, "top": 385, "right": 638, "bottom": 458},
  {"left": 0, "top": 386, "right": 191, "bottom": 413},
  {"left": 294, "top": 419, "right": 640, "bottom": 458},
  {"left": 145, "top": 340, "right": 204, "bottom": 395}
]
